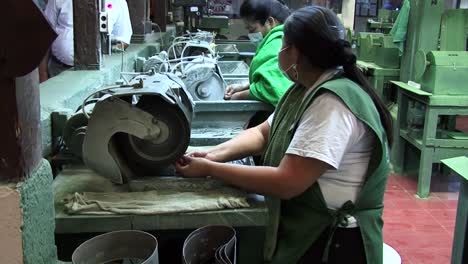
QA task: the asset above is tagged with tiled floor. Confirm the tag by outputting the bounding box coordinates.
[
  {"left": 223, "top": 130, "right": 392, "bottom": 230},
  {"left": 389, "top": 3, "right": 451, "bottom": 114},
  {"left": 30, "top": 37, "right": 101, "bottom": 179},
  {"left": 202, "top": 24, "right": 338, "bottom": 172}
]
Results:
[{"left": 383, "top": 174, "right": 459, "bottom": 264}]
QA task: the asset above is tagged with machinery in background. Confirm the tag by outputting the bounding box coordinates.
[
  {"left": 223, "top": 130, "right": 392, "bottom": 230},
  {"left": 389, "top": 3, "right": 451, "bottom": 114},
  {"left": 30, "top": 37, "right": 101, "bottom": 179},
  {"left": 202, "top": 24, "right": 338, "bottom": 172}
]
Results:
[
  {"left": 141, "top": 52, "right": 227, "bottom": 101},
  {"left": 169, "top": 1, "right": 255, "bottom": 62},
  {"left": 173, "top": 0, "right": 209, "bottom": 32},
  {"left": 414, "top": 51, "right": 468, "bottom": 95},
  {"left": 356, "top": 32, "right": 400, "bottom": 68},
  {"left": 367, "top": 8, "right": 400, "bottom": 34},
  {"left": 354, "top": 4, "right": 405, "bottom": 104},
  {"left": 215, "top": 39, "right": 257, "bottom": 63},
  {"left": 137, "top": 30, "right": 251, "bottom": 101},
  {"left": 160, "top": 29, "right": 255, "bottom": 62},
  {"left": 401, "top": 50, "right": 468, "bottom": 133},
  {"left": 356, "top": 32, "right": 401, "bottom": 103},
  {"left": 392, "top": 7, "right": 468, "bottom": 199},
  {"left": 172, "top": 0, "right": 230, "bottom": 36},
  {"left": 167, "top": 30, "right": 216, "bottom": 59}
]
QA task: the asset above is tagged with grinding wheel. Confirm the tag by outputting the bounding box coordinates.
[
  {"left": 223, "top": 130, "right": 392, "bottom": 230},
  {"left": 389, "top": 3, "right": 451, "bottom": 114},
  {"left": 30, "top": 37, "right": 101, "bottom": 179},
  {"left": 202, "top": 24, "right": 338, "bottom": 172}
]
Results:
[
  {"left": 115, "top": 95, "right": 191, "bottom": 176},
  {"left": 414, "top": 49, "right": 428, "bottom": 81},
  {"left": 189, "top": 73, "right": 225, "bottom": 101},
  {"left": 183, "top": 59, "right": 225, "bottom": 101}
]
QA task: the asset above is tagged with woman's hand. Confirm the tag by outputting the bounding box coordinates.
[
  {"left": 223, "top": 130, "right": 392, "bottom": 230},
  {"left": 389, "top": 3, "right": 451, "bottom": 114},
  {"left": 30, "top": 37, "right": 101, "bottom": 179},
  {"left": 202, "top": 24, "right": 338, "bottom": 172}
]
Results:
[
  {"left": 175, "top": 156, "right": 212, "bottom": 178},
  {"left": 185, "top": 149, "right": 226, "bottom": 162},
  {"left": 224, "top": 83, "right": 249, "bottom": 100}
]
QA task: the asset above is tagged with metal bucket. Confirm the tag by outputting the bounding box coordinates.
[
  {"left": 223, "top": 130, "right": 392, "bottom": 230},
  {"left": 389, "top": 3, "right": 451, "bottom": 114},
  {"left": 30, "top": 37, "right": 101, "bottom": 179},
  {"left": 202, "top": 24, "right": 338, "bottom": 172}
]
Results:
[
  {"left": 72, "top": 230, "right": 159, "bottom": 264},
  {"left": 183, "top": 225, "right": 237, "bottom": 264}
]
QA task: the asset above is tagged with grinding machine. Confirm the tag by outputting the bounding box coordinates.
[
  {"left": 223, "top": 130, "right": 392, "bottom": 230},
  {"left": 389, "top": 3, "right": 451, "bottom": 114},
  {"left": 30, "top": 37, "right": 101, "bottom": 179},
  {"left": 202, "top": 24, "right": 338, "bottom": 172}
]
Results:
[
  {"left": 52, "top": 41, "right": 270, "bottom": 264},
  {"left": 65, "top": 73, "right": 194, "bottom": 182},
  {"left": 172, "top": 0, "right": 230, "bottom": 36},
  {"left": 356, "top": 32, "right": 401, "bottom": 103},
  {"left": 367, "top": 8, "right": 400, "bottom": 34},
  {"left": 137, "top": 30, "right": 251, "bottom": 101}
]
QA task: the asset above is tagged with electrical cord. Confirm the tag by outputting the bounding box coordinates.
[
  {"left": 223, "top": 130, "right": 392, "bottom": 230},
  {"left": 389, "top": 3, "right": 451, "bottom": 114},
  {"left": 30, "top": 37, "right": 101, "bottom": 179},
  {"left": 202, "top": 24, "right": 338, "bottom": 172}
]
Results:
[{"left": 152, "top": 22, "right": 165, "bottom": 48}]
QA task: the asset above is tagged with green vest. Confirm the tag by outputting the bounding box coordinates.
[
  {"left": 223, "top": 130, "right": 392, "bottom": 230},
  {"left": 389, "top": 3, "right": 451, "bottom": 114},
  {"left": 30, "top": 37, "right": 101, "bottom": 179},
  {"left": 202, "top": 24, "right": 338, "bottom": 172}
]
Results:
[{"left": 262, "top": 77, "right": 390, "bottom": 263}]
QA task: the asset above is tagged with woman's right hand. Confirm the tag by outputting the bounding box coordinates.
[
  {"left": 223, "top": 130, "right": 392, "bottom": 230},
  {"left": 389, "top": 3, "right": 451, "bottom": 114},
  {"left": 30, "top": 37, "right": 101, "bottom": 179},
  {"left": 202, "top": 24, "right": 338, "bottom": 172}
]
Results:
[
  {"left": 185, "top": 148, "right": 227, "bottom": 162},
  {"left": 175, "top": 156, "right": 212, "bottom": 178}
]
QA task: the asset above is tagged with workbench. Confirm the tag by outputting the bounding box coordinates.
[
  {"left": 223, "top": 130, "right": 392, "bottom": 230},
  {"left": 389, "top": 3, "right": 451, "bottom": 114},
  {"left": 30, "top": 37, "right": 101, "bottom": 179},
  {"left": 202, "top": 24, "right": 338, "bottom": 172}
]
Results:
[
  {"left": 392, "top": 81, "right": 468, "bottom": 198},
  {"left": 54, "top": 165, "right": 268, "bottom": 263}
]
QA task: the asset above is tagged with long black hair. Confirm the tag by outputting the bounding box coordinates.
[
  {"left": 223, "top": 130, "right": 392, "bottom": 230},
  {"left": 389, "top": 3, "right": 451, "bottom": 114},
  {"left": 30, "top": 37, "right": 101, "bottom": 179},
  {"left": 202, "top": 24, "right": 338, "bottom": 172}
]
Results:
[
  {"left": 240, "top": 0, "right": 290, "bottom": 24},
  {"left": 283, "top": 6, "right": 393, "bottom": 145}
]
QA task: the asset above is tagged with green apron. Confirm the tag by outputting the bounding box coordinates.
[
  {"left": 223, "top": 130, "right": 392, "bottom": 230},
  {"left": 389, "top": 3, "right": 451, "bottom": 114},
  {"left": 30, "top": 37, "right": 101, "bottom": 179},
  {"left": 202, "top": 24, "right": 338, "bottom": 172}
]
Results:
[{"left": 262, "top": 77, "right": 390, "bottom": 263}]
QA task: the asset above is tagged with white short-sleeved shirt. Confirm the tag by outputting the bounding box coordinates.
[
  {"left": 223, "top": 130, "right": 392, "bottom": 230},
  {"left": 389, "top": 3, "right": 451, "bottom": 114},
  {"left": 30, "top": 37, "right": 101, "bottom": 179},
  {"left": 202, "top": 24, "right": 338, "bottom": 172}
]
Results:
[
  {"left": 44, "top": 0, "right": 133, "bottom": 66},
  {"left": 105, "top": 0, "right": 133, "bottom": 44},
  {"left": 267, "top": 70, "right": 375, "bottom": 210},
  {"left": 45, "top": 0, "right": 74, "bottom": 65}
]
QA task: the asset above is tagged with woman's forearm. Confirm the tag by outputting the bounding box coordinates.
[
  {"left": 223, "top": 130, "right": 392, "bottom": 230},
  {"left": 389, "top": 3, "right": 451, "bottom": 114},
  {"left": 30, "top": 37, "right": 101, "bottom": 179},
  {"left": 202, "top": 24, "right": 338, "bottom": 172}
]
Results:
[
  {"left": 207, "top": 123, "right": 269, "bottom": 162},
  {"left": 208, "top": 161, "right": 290, "bottom": 198}
]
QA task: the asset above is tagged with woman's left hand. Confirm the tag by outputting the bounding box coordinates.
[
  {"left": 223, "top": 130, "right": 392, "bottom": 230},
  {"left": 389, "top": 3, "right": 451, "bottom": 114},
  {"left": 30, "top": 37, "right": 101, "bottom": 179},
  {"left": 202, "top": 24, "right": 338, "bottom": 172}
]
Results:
[{"left": 175, "top": 156, "right": 212, "bottom": 178}]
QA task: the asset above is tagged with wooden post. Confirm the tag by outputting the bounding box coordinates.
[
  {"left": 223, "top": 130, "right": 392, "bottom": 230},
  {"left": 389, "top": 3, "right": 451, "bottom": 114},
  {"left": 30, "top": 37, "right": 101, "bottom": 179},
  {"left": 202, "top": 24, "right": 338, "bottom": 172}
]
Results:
[
  {"left": 128, "top": 0, "right": 152, "bottom": 43},
  {"left": 153, "top": 0, "right": 168, "bottom": 32},
  {"left": 73, "top": 0, "right": 101, "bottom": 70},
  {"left": 0, "top": 0, "right": 56, "bottom": 180}
]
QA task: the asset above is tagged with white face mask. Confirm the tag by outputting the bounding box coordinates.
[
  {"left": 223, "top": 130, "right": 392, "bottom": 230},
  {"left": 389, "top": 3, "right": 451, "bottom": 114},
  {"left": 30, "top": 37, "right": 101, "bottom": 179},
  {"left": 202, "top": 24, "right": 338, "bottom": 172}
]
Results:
[
  {"left": 278, "top": 46, "right": 298, "bottom": 81},
  {"left": 281, "top": 63, "right": 298, "bottom": 81},
  {"left": 248, "top": 32, "right": 264, "bottom": 44}
]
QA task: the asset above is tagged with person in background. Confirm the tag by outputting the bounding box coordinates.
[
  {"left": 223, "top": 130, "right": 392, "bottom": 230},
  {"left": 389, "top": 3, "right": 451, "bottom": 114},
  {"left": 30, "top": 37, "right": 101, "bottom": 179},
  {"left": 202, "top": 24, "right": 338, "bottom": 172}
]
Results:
[
  {"left": 383, "top": 0, "right": 403, "bottom": 10},
  {"left": 40, "top": 0, "right": 132, "bottom": 82},
  {"left": 224, "top": 0, "right": 292, "bottom": 107},
  {"left": 177, "top": 5, "right": 392, "bottom": 264}
]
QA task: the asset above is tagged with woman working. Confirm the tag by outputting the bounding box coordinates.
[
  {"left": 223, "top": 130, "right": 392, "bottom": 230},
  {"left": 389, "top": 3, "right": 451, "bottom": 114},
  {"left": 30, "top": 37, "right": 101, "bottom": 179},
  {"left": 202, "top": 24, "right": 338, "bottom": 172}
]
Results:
[
  {"left": 177, "top": 6, "right": 393, "bottom": 264},
  {"left": 224, "top": 0, "right": 292, "bottom": 107}
]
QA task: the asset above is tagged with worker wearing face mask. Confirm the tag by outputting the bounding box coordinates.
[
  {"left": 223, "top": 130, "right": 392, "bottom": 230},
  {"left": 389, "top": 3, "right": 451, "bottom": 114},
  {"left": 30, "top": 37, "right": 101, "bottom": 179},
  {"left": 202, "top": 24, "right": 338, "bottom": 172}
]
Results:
[
  {"left": 177, "top": 6, "right": 393, "bottom": 263},
  {"left": 224, "top": 0, "right": 292, "bottom": 107}
]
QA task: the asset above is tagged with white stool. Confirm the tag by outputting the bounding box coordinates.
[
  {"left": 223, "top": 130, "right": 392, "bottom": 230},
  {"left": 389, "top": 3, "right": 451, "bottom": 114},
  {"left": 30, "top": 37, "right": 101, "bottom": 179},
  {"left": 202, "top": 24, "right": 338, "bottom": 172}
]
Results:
[{"left": 383, "top": 243, "right": 401, "bottom": 264}]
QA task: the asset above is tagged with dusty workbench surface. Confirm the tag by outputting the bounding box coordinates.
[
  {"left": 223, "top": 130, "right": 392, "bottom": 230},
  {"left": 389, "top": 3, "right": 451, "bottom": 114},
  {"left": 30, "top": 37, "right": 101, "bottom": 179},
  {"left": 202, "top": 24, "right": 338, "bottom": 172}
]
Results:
[{"left": 54, "top": 165, "right": 268, "bottom": 234}]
